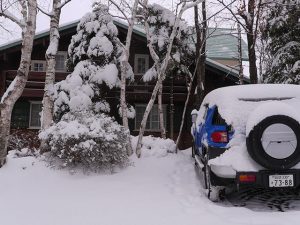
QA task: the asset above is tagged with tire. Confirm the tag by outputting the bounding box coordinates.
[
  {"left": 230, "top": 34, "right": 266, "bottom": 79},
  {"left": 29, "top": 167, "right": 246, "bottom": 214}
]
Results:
[{"left": 247, "top": 115, "right": 300, "bottom": 170}]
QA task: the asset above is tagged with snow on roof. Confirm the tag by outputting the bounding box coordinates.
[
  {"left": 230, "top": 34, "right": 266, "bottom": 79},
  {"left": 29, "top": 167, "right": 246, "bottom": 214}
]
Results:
[{"left": 0, "top": 19, "right": 248, "bottom": 61}]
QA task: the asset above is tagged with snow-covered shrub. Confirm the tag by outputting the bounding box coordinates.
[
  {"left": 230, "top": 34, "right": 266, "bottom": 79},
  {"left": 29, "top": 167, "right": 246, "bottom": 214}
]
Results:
[
  {"left": 131, "top": 135, "right": 176, "bottom": 158},
  {"left": 8, "top": 129, "right": 40, "bottom": 151},
  {"left": 40, "top": 111, "right": 129, "bottom": 170},
  {"left": 140, "top": 4, "right": 195, "bottom": 82}
]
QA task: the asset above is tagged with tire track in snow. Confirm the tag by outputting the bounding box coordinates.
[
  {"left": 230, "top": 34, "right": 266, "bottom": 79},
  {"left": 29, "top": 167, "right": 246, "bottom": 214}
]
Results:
[
  {"left": 225, "top": 187, "right": 300, "bottom": 212},
  {"left": 167, "top": 152, "right": 205, "bottom": 212}
]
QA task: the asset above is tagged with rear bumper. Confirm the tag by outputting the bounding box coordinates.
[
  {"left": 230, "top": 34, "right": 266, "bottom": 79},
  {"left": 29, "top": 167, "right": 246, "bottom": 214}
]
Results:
[
  {"left": 209, "top": 164, "right": 300, "bottom": 188},
  {"left": 237, "top": 170, "right": 300, "bottom": 188}
]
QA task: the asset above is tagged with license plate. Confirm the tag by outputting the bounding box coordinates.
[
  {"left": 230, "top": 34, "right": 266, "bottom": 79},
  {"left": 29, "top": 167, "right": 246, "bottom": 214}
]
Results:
[{"left": 269, "top": 174, "right": 294, "bottom": 187}]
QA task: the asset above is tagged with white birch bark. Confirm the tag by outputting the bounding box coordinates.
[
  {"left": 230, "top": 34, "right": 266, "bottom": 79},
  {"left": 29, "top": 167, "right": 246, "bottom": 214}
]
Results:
[
  {"left": 39, "top": 0, "right": 71, "bottom": 153},
  {"left": 108, "top": 0, "right": 139, "bottom": 156},
  {"left": 121, "top": 0, "right": 139, "bottom": 156},
  {"left": 40, "top": 0, "right": 61, "bottom": 152},
  {"left": 136, "top": 0, "right": 204, "bottom": 158},
  {"left": 0, "top": 0, "right": 37, "bottom": 167}
]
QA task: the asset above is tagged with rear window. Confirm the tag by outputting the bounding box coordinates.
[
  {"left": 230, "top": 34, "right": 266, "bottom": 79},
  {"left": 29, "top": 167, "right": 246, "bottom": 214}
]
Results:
[{"left": 212, "top": 108, "right": 227, "bottom": 125}]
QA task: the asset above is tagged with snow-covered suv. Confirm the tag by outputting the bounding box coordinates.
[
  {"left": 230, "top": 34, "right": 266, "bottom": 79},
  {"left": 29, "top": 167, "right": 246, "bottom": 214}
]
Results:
[{"left": 191, "top": 84, "right": 300, "bottom": 201}]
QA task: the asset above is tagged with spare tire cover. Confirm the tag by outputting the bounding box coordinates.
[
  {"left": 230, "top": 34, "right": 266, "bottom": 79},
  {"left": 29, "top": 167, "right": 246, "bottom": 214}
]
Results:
[{"left": 246, "top": 115, "right": 300, "bottom": 170}]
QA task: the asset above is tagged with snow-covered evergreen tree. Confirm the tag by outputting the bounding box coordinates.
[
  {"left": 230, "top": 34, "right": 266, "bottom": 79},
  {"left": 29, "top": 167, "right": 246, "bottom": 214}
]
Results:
[
  {"left": 41, "top": 4, "right": 130, "bottom": 170},
  {"left": 262, "top": 0, "right": 300, "bottom": 84},
  {"left": 54, "top": 3, "right": 133, "bottom": 121}
]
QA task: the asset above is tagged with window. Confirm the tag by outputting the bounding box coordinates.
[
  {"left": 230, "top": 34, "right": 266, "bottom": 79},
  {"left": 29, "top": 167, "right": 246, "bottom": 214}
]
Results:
[
  {"left": 31, "top": 60, "right": 46, "bottom": 72},
  {"left": 55, "top": 51, "right": 67, "bottom": 71},
  {"left": 29, "top": 102, "right": 42, "bottom": 129},
  {"left": 134, "top": 54, "right": 149, "bottom": 74},
  {"left": 135, "top": 104, "right": 167, "bottom": 130}
]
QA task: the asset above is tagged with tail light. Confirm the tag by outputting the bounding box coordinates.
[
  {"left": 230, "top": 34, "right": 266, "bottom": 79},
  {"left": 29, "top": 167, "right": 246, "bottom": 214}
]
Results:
[
  {"left": 211, "top": 131, "right": 228, "bottom": 143},
  {"left": 239, "top": 174, "right": 256, "bottom": 183}
]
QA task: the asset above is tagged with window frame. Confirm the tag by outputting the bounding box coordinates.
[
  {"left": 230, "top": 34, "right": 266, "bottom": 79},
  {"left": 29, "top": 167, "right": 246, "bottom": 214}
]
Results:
[
  {"left": 134, "top": 104, "right": 167, "bottom": 131},
  {"left": 29, "top": 101, "right": 42, "bottom": 129},
  {"left": 134, "top": 54, "right": 149, "bottom": 75},
  {"left": 55, "top": 51, "right": 68, "bottom": 72},
  {"left": 31, "top": 60, "right": 46, "bottom": 72}
]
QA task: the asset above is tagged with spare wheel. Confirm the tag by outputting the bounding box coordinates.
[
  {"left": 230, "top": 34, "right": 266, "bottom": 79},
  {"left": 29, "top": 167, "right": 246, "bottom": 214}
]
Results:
[{"left": 246, "top": 115, "right": 300, "bottom": 170}]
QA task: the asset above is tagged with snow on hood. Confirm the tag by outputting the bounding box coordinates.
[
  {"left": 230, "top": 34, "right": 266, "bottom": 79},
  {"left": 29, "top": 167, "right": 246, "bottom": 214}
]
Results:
[{"left": 196, "top": 84, "right": 300, "bottom": 171}]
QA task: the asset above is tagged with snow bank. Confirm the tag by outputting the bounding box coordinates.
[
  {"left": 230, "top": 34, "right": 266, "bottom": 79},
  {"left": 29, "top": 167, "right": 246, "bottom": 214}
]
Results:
[
  {"left": 196, "top": 84, "right": 300, "bottom": 171},
  {"left": 131, "top": 135, "right": 176, "bottom": 158}
]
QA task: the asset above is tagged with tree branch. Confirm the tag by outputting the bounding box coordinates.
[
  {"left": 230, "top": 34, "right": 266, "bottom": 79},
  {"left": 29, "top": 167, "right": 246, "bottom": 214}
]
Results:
[
  {"left": 37, "top": 6, "right": 53, "bottom": 17},
  {"left": 0, "top": 5, "right": 25, "bottom": 28},
  {"left": 107, "top": 0, "right": 130, "bottom": 24},
  {"left": 59, "top": 0, "right": 72, "bottom": 9}
]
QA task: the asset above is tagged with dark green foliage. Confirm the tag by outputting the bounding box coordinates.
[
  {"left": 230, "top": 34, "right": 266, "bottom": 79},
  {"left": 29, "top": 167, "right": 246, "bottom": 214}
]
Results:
[{"left": 262, "top": 0, "right": 300, "bottom": 84}]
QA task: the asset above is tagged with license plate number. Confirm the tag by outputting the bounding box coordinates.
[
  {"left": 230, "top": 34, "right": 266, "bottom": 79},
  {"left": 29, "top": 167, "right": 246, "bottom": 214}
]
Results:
[{"left": 269, "top": 174, "right": 294, "bottom": 187}]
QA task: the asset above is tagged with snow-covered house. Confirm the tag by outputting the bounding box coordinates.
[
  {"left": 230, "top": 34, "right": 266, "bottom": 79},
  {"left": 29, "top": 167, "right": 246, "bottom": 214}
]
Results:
[{"left": 0, "top": 20, "right": 249, "bottom": 149}]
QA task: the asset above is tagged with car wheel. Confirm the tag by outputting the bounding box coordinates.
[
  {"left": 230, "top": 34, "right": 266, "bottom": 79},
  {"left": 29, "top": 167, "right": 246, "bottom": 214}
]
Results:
[{"left": 247, "top": 115, "right": 300, "bottom": 170}]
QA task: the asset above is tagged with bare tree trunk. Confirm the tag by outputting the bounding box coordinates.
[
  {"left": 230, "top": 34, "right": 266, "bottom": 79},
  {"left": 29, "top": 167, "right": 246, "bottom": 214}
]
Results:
[
  {"left": 0, "top": 0, "right": 37, "bottom": 167},
  {"left": 40, "top": 0, "right": 63, "bottom": 153},
  {"left": 237, "top": 22, "right": 244, "bottom": 84},
  {"left": 158, "top": 80, "right": 166, "bottom": 139},
  {"left": 175, "top": 70, "right": 196, "bottom": 152},
  {"left": 238, "top": 0, "right": 261, "bottom": 84},
  {"left": 194, "top": 0, "right": 207, "bottom": 109},
  {"left": 247, "top": 31, "right": 258, "bottom": 84}
]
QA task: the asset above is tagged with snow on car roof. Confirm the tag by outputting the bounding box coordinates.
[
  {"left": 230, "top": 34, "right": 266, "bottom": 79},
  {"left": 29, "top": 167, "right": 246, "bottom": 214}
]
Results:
[
  {"left": 205, "top": 84, "right": 300, "bottom": 102},
  {"left": 198, "top": 84, "right": 300, "bottom": 128}
]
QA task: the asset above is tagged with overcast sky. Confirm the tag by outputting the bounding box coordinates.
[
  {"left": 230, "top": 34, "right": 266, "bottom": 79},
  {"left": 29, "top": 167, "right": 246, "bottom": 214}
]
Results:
[{"left": 0, "top": 0, "right": 236, "bottom": 45}]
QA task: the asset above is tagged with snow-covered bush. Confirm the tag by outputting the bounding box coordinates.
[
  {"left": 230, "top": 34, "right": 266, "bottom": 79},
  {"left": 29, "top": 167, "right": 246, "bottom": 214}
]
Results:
[
  {"left": 8, "top": 130, "right": 40, "bottom": 151},
  {"left": 40, "top": 111, "right": 129, "bottom": 170},
  {"left": 141, "top": 4, "right": 195, "bottom": 82},
  {"left": 131, "top": 135, "right": 176, "bottom": 158},
  {"left": 54, "top": 3, "right": 133, "bottom": 121}
]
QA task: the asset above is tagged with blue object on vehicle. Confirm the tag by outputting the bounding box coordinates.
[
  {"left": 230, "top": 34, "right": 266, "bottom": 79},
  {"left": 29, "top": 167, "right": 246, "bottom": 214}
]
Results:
[{"left": 194, "top": 105, "right": 234, "bottom": 155}]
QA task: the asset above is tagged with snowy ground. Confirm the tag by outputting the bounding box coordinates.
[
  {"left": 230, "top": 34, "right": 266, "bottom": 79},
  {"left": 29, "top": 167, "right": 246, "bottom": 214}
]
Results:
[{"left": 2, "top": 149, "right": 300, "bottom": 225}]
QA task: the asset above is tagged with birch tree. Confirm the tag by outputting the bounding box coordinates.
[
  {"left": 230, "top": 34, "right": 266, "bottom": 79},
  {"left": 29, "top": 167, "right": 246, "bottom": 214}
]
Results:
[
  {"left": 0, "top": 0, "right": 37, "bottom": 167},
  {"left": 106, "top": 0, "right": 139, "bottom": 156},
  {"left": 39, "top": 0, "right": 72, "bottom": 153},
  {"left": 135, "top": 0, "right": 203, "bottom": 158}
]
